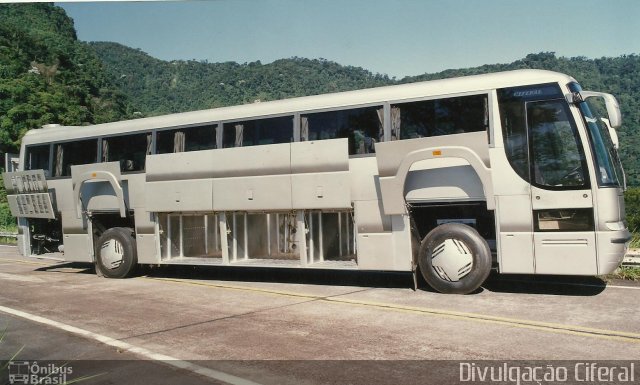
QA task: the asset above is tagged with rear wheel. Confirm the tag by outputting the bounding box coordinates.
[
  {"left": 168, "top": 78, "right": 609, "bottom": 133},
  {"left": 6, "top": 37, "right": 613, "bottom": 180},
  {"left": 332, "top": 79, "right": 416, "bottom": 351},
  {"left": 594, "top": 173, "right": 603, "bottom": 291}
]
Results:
[
  {"left": 418, "top": 223, "right": 491, "bottom": 294},
  {"left": 95, "top": 227, "right": 137, "bottom": 278}
]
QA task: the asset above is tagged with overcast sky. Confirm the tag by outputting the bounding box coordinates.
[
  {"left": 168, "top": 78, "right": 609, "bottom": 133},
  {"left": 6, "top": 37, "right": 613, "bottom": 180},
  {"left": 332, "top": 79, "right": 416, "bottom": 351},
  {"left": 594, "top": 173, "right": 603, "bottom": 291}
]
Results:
[{"left": 58, "top": 0, "right": 640, "bottom": 78}]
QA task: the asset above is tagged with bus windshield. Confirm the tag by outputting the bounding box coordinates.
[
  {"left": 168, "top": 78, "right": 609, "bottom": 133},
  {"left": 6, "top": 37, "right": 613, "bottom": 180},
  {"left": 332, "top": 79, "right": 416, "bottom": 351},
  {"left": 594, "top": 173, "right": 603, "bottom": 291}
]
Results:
[{"left": 569, "top": 83, "right": 625, "bottom": 188}]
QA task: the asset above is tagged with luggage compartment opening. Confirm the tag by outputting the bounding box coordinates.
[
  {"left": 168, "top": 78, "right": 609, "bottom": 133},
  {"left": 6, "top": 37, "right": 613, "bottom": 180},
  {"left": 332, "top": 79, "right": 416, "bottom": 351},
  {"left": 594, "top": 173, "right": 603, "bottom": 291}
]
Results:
[
  {"left": 228, "top": 212, "right": 300, "bottom": 262},
  {"left": 158, "top": 213, "right": 223, "bottom": 261},
  {"left": 305, "top": 210, "right": 356, "bottom": 265}
]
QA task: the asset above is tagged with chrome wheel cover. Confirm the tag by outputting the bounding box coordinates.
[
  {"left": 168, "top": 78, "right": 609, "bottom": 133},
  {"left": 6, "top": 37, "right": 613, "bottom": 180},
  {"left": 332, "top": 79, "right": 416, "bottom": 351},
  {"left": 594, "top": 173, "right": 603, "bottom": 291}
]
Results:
[
  {"left": 99, "top": 238, "right": 124, "bottom": 269},
  {"left": 431, "top": 238, "right": 473, "bottom": 282}
]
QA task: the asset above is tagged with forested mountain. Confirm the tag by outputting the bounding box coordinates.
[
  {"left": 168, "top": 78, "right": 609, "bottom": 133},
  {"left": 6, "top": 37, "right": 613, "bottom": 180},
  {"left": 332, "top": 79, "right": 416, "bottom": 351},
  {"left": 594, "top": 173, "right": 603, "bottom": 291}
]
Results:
[
  {"left": 91, "top": 41, "right": 392, "bottom": 115},
  {"left": 0, "top": 3, "right": 132, "bottom": 155}
]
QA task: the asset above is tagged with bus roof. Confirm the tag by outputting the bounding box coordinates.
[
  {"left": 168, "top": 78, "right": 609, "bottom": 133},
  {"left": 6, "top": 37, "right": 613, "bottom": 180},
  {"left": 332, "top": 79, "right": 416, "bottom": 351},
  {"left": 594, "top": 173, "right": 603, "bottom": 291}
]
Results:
[{"left": 21, "top": 69, "right": 575, "bottom": 145}]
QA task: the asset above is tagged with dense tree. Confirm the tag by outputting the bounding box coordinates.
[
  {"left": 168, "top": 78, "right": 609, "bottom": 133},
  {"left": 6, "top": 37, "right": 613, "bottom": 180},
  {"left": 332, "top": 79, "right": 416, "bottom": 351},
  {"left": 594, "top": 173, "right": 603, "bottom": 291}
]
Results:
[
  {"left": 91, "top": 42, "right": 391, "bottom": 115},
  {"left": 0, "top": 3, "right": 132, "bottom": 155}
]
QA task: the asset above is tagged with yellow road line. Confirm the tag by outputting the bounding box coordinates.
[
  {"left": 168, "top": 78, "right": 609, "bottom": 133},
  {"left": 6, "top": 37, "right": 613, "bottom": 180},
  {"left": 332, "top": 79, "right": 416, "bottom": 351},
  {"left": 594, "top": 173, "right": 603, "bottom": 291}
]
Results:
[
  {"left": 0, "top": 258, "right": 52, "bottom": 266},
  {"left": 143, "top": 276, "right": 640, "bottom": 344}
]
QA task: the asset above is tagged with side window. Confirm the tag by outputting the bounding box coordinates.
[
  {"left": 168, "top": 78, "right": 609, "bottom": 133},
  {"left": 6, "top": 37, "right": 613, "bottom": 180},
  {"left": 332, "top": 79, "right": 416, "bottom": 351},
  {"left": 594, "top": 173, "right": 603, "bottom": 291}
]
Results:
[
  {"left": 498, "top": 91, "right": 530, "bottom": 181},
  {"left": 222, "top": 116, "right": 292, "bottom": 148},
  {"left": 25, "top": 144, "right": 51, "bottom": 175},
  {"left": 301, "top": 106, "right": 383, "bottom": 155},
  {"left": 498, "top": 83, "right": 587, "bottom": 189},
  {"left": 391, "top": 94, "right": 488, "bottom": 140},
  {"left": 102, "top": 133, "right": 151, "bottom": 172},
  {"left": 528, "top": 100, "right": 587, "bottom": 188},
  {"left": 53, "top": 139, "right": 98, "bottom": 177},
  {"left": 157, "top": 124, "right": 217, "bottom": 154}
]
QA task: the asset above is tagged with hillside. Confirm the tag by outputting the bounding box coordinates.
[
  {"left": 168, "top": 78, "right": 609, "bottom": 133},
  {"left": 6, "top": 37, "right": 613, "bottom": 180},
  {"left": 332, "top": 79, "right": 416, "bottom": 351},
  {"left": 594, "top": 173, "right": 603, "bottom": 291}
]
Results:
[
  {"left": 0, "top": 3, "right": 134, "bottom": 229},
  {"left": 91, "top": 41, "right": 391, "bottom": 115},
  {"left": 0, "top": 3, "right": 132, "bottom": 155}
]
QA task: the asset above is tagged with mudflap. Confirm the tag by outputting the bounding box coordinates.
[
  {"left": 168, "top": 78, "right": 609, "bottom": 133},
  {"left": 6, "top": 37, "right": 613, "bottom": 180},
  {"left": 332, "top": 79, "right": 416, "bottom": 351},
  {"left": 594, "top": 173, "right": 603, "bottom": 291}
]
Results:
[{"left": 411, "top": 260, "right": 418, "bottom": 291}]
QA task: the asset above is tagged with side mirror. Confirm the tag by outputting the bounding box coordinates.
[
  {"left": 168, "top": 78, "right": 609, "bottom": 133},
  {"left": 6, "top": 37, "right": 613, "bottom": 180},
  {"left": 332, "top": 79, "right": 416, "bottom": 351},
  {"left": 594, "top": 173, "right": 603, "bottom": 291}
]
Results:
[{"left": 581, "top": 91, "right": 622, "bottom": 129}]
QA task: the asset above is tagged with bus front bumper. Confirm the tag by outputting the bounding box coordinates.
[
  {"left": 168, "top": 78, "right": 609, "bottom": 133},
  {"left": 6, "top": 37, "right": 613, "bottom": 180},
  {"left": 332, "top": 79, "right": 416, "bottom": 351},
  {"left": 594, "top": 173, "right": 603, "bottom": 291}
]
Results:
[{"left": 598, "top": 229, "right": 632, "bottom": 275}]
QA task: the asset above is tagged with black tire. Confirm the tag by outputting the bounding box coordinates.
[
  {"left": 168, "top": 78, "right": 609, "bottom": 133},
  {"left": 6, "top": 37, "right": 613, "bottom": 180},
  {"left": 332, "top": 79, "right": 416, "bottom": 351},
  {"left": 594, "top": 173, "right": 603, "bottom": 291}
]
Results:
[
  {"left": 95, "top": 227, "right": 138, "bottom": 278},
  {"left": 418, "top": 223, "right": 491, "bottom": 294}
]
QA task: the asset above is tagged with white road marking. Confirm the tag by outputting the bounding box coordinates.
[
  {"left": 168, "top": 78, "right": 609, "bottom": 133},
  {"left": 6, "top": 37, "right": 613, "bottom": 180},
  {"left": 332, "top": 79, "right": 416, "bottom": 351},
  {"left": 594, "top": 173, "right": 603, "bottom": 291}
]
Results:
[{"left": 0, "top": 304, "right": 263, "bottom": 385}]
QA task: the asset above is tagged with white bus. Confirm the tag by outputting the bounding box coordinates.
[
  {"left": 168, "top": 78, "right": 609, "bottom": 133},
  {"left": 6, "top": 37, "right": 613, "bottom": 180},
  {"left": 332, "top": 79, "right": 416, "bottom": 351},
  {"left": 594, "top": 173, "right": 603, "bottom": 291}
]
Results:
[{"left": 3, "top": 69, "right": 630, "bottom": 294}]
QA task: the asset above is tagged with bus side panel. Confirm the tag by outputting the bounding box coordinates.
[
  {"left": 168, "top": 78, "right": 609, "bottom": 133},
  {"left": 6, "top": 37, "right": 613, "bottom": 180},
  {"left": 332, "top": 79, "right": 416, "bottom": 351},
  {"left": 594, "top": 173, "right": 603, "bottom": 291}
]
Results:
[
  {"left": 349, "top": 157, "right": 411, "bottom": 271},
  {"left": 60, "top": 210, "right": 92, "bottom": 262},
  {"left": 135, "top": 210, "right": 159, "bottom": 264},
  {"left": 488, "top": 145, "right": 535, "bottom": 274}
]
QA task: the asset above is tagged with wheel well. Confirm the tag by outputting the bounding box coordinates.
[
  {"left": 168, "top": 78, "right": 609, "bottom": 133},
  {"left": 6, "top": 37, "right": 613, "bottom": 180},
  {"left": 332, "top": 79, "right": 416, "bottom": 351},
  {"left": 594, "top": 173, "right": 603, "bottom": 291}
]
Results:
[
  {"left": 90, "top": 213, "right": 135, "bottom": 238},
  {"left": 408, "top": 202, "right": 496, "bottom": 254}
]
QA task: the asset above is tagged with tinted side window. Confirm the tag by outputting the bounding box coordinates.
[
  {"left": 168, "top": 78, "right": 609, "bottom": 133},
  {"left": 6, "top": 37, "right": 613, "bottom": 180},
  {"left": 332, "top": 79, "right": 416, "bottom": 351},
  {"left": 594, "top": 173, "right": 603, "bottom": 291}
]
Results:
[
  {"left": 223, "top": 116, "right": 293, "bottom": 148},
  {"left": 498, "top": 84, "right": 568, "bottom": 183},
  {"left": 392, "top": 94, "right": 487, "bottom": 140},
  {"left": 53, "top": 139, "right": 98, "bottom": 177},
  {"left": 102, "top": 133, "right": 151, "bottom": 172},
  {"left": 301, "top": 106, "right": 382, "bottom": 155},
  {"left": 25, "top": 144, "right": 51, "bottom": 175},
  {"left": 157, "top": 124, "right": 217, "bottom": 154}
]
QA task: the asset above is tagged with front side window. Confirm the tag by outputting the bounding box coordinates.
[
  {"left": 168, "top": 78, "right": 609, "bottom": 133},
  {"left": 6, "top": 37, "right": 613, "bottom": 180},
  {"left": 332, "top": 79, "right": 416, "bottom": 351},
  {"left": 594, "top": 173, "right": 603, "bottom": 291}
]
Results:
[{"left": 527, "top": 100, "right": 588, "bottom": 188}]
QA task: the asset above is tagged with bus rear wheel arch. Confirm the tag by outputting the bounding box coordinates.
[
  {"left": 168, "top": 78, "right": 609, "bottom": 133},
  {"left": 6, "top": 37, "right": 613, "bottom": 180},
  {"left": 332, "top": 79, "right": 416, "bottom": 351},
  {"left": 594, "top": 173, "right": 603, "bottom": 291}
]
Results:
[
  {"left": 95, "top": 227, "right": 138, "bottom": 278},
  {"left": 418, "top": 223, "right": 491, "bottom": 294}
]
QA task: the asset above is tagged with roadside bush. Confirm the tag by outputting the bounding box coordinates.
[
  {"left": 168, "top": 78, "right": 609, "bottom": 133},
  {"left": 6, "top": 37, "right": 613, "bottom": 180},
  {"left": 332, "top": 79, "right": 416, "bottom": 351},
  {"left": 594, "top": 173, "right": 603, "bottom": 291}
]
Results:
[
  {"left": 625, "top": 187, "right": 640, "bottom": 233},
  {"left": 0, "top": 174, "right": 17, "bottom": 231}
]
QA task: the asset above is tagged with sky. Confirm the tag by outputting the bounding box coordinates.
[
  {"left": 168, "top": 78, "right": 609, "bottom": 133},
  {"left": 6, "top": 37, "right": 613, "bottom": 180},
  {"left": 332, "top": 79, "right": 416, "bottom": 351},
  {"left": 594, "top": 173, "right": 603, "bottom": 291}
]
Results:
[{"left": 58, "top": 0, "right": 640, "bottom": 78}]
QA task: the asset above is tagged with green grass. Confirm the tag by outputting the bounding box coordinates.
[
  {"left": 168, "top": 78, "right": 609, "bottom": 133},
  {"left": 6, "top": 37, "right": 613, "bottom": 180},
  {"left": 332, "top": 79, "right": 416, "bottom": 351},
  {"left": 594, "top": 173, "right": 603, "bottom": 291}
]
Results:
[
  {"left": 630, "top": 232, "right": 640, "bottom": 249},
  {"left": 0, "top": 224, "right": 18, "bottom": 245},
  {"left": 608, "top": 266, "right": 640, "bottom": 281}
]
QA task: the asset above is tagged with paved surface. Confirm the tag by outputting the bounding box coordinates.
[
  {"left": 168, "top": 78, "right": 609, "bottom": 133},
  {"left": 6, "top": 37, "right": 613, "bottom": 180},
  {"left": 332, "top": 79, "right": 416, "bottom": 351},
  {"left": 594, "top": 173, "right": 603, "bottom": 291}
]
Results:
[{"left": 0, "top": 245, "right": 639, "bottom": 384}]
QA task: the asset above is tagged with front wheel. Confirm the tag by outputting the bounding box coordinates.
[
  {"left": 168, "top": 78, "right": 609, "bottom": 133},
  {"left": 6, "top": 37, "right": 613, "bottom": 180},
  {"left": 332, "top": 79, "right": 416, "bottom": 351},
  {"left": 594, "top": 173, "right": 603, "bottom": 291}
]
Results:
[
  {"left": 95, "top": 227, "right": 138, "bottom": 278},
  {"left": 418, "top": 223, "right": 491, "bottom": 294}
]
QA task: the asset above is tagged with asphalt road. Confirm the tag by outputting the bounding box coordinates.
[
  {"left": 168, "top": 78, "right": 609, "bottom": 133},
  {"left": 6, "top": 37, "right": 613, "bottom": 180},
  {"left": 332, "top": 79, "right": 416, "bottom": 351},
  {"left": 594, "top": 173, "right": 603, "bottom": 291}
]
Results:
[{"left": 0, "top": 245, "right": 639, "bottom": 384}]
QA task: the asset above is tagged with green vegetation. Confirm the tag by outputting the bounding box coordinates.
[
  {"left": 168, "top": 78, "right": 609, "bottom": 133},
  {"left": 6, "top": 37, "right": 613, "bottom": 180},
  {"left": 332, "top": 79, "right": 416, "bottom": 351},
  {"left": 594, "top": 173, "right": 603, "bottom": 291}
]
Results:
[
  {"left": 0, "top": 180, "right": 15, "bottom": 232},
  {"left": 0, "top": 3, "right": 132, "bottom": 155},
  {"left": 91, "top": 41, "right": 391, "bottom": 115},
  {"left": 607, "top": 266, "right": 640, "bottom": 281},
  {"left": 624, "top": 188, "right": 640, "bottom": 233}
]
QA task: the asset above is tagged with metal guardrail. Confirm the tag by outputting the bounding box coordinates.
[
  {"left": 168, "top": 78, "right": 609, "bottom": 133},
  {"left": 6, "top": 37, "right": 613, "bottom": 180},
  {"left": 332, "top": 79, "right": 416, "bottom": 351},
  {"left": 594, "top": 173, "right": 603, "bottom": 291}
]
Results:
[
  {"left": 623, "top": 250, "right": 640, "bottom": 267},
  {"left": 0, "top": 231, "right": 18, "bottom": 239}
]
